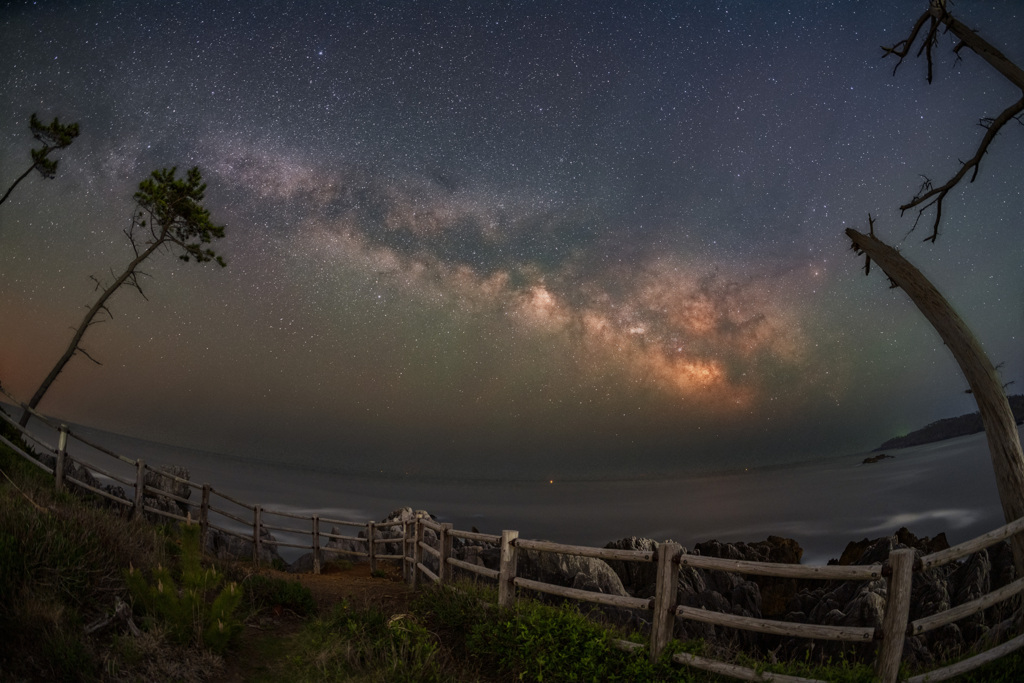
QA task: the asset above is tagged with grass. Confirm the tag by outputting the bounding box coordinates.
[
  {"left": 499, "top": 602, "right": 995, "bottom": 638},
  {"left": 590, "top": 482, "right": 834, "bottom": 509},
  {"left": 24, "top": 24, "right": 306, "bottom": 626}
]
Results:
[{"left": 4, "top": 411, "right": 1024, "bottom": 682}]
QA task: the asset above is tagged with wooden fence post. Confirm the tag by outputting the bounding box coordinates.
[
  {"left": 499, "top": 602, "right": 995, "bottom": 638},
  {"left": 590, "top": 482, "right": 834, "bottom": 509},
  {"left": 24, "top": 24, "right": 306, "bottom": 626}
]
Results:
[
  {"left": 411, "top": 514, "right": 425, "bottom": 588},
  {"left": 876, "top": 547, "right": 915, "bottom": 683},
  {"left": 199, "top": 484, "right": 210, "bottom": 553},
  {"left": 133, "top": 459, "right": 145, "bottom": 519},
  {"left": 368, "top": 522, "right": 377, "bottom": 573},
  {"left": 498, "top": 529, "right": 519, "bottom": 608},
  {"left": 312, "top": 515, "right": 322, "bottom": 575},
  {"left": 54, "top": 424, "right": 69, "bottom": 492},
  {"left": 253, "top": 504, "right": 263, "bottom": 568},
  {"left": 650, "top": 542, "right": 682, "bottom": 663},
  {"left": 403, "top": 520, "right": 413, "bottom": 582},
  {"left": 439, "top": 522, "right": 453, "bottom": 585}
]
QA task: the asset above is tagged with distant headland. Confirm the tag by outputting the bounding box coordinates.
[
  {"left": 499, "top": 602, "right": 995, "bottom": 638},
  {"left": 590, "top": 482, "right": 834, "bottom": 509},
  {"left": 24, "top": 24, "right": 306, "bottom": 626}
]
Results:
[{"left": 875, "top": 394, "right": 1024, "bottom": 451}]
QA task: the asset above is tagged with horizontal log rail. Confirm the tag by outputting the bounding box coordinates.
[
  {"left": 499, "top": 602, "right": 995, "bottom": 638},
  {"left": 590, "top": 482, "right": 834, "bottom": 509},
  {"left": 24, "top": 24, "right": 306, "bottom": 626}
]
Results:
[
  {"left": 919, "top": 515, "right": 1024, "bottom": 570},
  {"left": 672, "top": 650, "right": 827, "bottom": 683},
  {"left": 910, "top": 575, "right": 1024, "bottom": 635},
  {"left": 261, "top": 521, "right": 310, "bottom": 536},
  {"left": 450, "top": 528, "right": 501, "bottom": 543},
  {"left": 206, "top": 521, "right": 252, "bottom": 541},
  {"left": 328, "top": 548, "right": 370, "bottom": 557},
  {"left": 320, "top": 518, "right": 366, "bottom": 527},
  {"left": 676, "top": 604, "right": 875, "bottom": 642},
  {"left": 0, "top": 401, "right": 60, "bottom": 448},
  {"left": 143, "top": 504, "right": 188, "bottom": 522},
  {"left": 261, "top": 507, "right": 312, "bottom": 521},
  {"left": 207, "top": 506, "right": 251, "bottom": 526},
  {"left": 420, "top": 517, "right": 443, "bottom": 532},
  {"left": 72, "top": 457, "right": 134, "bottom": 488},
  {"left": 66, "top": 474, "right": 134, "bottom": 506},
  {"left": 210, "top": 488, "right": 255, "bottom": 510},
  {"left": 447, "top": 557, "right": 499, "bottom": 580},
  {"left": 419, "top": 540, "right": 441, "bottom": 560},
  {"left": 905, "top": 632, "right": 1024, "bottom": 683},
  {"left": 268, "top": 540, "right": 312, "bottom": 551},
  {"left": 141, "top": 465, "right": 195, "bottom": 488},
  {"left": 142, "top": 484, "right": 192, "bottom": 506},
  {"left": 65, "top": 428, "right": 138, "bottom": 466},
  {"left": 0, "top": 433, "right": 53, "bottom": 474},
  {"left": 418, "top": 562, "right": 440, "bottom": 584},
  {"left": 320, "top": 530, "right": 363, "bottom": 541},
  {"left": 514, "top": 576, "right": 652, "bottom": 611},
  {"left": 677, "top": 552, "right": 883, "bottom": 581},
  {"left": 515, "top": 538, "right": 654, "bottom": 563},
  {"left": 610, "top": 639, "right": 644, "bottom": 653}
]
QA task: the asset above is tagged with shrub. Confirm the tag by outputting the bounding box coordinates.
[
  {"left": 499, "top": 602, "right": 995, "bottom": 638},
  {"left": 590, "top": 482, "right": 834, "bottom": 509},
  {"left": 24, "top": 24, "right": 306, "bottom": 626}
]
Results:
[
  {"left": 290, "top": 600, "right": 449, "bottom": 683},
  {"left": 125, "top": 522, "right": 243, "bottom": 653},
  {"left": 243, "top": 573, "right": 317, "bottom": 617}
]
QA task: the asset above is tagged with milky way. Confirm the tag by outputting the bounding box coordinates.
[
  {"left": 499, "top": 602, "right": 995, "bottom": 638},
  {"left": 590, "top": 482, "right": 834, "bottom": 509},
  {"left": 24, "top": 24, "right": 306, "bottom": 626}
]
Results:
[{"left": 1, "top": 1, "right": 1021, "bottom": 478}]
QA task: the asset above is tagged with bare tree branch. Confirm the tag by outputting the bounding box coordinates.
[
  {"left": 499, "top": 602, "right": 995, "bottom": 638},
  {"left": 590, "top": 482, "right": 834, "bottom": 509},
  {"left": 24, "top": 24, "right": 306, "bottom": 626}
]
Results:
[
  {"left": 76, "top": 347, "right": 103, "bottom": 366},
  {"left": 882, "top": 1, "right": 1024, "bottom": 241},
  {"left": 901, "top": 96, "right": 1024, "bottom": 242}
]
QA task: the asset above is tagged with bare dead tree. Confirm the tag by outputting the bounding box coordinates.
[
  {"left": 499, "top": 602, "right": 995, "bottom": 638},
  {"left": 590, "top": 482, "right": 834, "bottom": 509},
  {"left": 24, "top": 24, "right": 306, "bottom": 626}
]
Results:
[
  {"left": 883, "top": 0, "right": 1024, "bottom": 241},
  {"left": 848, "top": 227, "right": 1024, "bottom": 571},
  {"left": 18, "top": 166, "right": 226, "bottom": 427},
  {"left": 849, "top": 3, "right": 1024, "bottom": 571}
]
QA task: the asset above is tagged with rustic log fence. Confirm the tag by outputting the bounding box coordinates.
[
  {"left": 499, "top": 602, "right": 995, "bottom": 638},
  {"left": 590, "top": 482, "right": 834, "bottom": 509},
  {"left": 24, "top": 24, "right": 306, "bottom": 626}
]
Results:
[{"left": 3, "top": 400, "right": 1024, "bottom": 682}]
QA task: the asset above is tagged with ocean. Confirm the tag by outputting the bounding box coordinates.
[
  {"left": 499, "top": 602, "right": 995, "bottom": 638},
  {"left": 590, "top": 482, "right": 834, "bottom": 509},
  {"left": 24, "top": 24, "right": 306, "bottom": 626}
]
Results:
[{"left": 14, "top": 413, "right": 1018, "bottom": 566}]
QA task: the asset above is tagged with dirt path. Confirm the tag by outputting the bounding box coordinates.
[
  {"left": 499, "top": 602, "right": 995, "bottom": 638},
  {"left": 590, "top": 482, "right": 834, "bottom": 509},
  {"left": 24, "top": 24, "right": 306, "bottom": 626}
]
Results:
[{"left": 219, "top": 561, "right": 412, "bottom": 682}]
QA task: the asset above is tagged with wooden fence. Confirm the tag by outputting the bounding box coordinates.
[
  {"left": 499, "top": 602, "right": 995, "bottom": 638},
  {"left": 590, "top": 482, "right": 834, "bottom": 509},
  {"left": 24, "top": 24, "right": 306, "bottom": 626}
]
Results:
[{"left": 3, "top": 400, "right": 1024, "bottom": 682}]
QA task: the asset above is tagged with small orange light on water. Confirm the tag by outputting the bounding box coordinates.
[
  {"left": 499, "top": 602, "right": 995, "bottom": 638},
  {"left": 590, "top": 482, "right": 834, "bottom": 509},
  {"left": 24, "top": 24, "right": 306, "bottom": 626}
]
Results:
[{"left": 549, "top": 479, "right": 554, "bottom": 484}]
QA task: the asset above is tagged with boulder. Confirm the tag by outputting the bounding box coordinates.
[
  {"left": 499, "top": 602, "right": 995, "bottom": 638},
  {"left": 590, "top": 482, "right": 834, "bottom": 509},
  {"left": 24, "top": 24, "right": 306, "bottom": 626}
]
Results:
[
  {"left": 603, "top": 537, "right": 662, "bottom": 597},
  {"left": 517, "top": 547, "right": 630, "bottom": 598}
]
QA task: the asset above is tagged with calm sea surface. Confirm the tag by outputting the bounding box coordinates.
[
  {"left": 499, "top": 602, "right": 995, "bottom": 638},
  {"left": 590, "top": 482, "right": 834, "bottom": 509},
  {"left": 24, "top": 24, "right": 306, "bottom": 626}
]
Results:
[{"left": 16, "top": 414, "right": 1018, "bottom": 565}]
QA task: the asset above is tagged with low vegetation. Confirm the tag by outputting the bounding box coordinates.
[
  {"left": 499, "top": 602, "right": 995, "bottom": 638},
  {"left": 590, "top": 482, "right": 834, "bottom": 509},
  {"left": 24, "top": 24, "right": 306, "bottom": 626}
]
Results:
[{"left": 3, "top": 414, "right": 1024, "bottom": 681}]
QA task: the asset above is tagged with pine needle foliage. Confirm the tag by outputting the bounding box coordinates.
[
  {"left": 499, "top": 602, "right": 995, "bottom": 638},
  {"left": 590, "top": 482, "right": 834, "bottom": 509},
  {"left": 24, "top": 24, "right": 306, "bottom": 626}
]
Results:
[{"left": 125, "top": 522, "right": 242, "bottom": 654}]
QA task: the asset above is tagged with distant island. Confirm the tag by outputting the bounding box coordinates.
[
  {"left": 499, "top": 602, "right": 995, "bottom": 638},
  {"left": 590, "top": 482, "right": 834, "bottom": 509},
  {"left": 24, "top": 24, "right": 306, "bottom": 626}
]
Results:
[{"left": 876, "top": 394, "right": 1024, "bottom": 451}]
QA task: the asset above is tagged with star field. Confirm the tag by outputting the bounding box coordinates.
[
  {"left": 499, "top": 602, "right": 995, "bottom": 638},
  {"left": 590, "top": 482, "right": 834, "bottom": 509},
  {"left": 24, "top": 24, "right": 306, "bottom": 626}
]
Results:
[{"left": 1, "top": 1, "right": 1021, "bottom": 479}]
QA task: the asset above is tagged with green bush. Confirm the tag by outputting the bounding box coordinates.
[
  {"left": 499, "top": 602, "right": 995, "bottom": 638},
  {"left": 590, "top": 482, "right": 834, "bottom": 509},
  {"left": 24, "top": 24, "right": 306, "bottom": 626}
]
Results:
[
  {"left": 125, "top": 522, "right": 243, "bottom": 653},
  {"left": 414, "top": 584, "right": 696, "bottom": 682}
]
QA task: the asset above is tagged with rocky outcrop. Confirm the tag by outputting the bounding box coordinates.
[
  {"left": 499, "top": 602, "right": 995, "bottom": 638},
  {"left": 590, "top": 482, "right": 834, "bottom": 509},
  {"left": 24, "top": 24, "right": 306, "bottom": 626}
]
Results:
[
  {"left": 289, "top": 507, "right": 439, "bottom": 573},
  {"left": 142, "top": 465, "right": 192, "bottom": 518},
  {"left": 517, "top": 547, "right": 630, "bottom": 597},
  {"left": 205, "top": 525, "right": 283, "bottom": 566},
  {"left": 780, "top": 527, "right": 1019, "bottom": 667}
]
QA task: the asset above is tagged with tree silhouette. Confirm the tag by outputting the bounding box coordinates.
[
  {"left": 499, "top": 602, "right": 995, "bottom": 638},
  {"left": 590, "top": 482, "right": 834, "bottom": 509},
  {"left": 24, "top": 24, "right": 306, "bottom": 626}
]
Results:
[
  {"left": 0, "top": 113, "right": 81, "bottom": 207},
  {"left": 882, "top": 0, "right": 1024, "bottom": 242},
  {"left": 19, "top": 166, "right": 226, "bottom": 427},
  {"left": 848, "top": 1, "right": 1024, "bottom": 570}
]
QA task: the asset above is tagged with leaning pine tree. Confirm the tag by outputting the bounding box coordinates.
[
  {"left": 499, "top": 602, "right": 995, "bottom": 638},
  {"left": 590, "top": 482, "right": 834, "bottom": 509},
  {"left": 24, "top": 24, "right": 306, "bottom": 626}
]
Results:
[{"left": 19, "top": 167, "right": 226, "bottom": 427}]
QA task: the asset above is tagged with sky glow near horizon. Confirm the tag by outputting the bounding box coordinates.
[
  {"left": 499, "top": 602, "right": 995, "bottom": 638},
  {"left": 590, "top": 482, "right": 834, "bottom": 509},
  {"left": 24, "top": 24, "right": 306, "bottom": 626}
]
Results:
[{"left": 0, "top": 1, "right": 1021, "bottom": 479}]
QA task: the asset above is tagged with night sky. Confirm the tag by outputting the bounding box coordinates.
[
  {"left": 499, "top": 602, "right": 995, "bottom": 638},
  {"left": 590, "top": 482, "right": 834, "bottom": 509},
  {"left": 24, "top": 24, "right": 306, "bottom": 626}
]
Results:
[{"left": 1, "top": 1, "right": 1021, "bottom": 481}]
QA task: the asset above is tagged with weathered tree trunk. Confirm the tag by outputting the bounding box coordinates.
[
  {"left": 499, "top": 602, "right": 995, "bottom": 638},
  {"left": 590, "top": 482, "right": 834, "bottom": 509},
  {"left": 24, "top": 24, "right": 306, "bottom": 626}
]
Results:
[
  {"left": 929, "top": 1, "right": 1024, "bottom": 91},
  {"left": 18, "top": 239, "right": 162, "bottom": 427},
  {"left": 847, "top": 228, "right": 1024, "bottom": 571}
]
